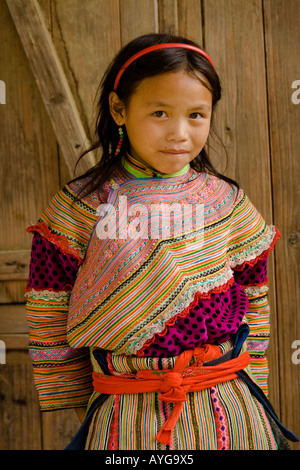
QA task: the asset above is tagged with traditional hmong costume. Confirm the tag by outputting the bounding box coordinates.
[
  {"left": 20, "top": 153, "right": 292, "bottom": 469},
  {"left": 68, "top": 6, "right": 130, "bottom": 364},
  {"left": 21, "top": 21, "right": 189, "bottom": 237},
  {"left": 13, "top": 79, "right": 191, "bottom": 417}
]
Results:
[{"left": 25, "top": 154, "right": 298, "bottom": 450}]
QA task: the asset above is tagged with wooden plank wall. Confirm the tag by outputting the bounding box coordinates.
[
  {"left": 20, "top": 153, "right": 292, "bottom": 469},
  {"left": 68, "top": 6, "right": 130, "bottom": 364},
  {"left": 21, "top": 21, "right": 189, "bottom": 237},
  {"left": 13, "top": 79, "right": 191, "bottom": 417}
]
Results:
[{"left": 0, "top": 0, "right": 299, "bottom": 450}]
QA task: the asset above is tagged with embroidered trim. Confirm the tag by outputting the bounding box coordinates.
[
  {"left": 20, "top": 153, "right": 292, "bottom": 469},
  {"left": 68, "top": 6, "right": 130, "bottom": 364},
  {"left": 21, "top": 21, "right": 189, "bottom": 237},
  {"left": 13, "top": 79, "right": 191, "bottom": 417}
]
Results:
[
  {"left": 29, "top": 347, "right": 79, "bottom": 362},
  {"left": 243, "top": 284, "right": 269, "bottom": 296},
  {"left": 108, "top": 395, "right": 120, "bottom": 450},
  {"left": 26, "top": 221, "right": 84, "bottom": 263},
  {"left": 230, "top": 226, "right": 280, "bottom": 271},
  {"left": 40, "top": 401, "right": 89, "bottom": 411},
  {"left": 122, "top": 153, "right": 190, "bottom": 179},
  {"left": 29, "top": 340, "right": 68, "bottom": 347},
  {"left": 247, "top": 340, "right": 269, "bottom": 353},
  {"left": 25, "top": 288, "right": 72, "bottom": 300}
]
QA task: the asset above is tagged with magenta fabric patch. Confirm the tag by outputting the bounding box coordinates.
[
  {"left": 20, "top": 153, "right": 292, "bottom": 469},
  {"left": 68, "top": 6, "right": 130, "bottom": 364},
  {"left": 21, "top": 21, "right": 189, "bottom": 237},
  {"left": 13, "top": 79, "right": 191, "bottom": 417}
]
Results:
[
  {"left": 233, "top": 257, "right": 268, "bottom": 286},
  {"left": 27, "top": 232, "right": 79, "bottom": 290}
]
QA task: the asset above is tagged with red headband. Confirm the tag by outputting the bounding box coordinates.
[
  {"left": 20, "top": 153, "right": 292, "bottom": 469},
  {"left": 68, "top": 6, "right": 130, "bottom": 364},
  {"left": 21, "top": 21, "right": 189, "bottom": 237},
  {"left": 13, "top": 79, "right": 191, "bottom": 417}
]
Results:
[{"left": 113, "top": 43, "right": 215, "bottom": 91}]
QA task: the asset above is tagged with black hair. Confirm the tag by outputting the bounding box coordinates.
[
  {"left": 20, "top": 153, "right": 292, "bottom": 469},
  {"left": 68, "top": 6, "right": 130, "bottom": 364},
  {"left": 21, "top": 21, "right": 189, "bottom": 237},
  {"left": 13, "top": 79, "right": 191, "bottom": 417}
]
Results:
[{"left": 69, "top": 33, "right": 238, "bottom": 198}]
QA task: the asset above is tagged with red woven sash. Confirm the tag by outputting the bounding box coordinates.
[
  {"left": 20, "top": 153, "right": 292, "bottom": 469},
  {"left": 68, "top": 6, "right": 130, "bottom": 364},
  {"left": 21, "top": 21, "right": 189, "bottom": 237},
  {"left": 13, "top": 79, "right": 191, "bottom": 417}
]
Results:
[{"left": 92, "top": 344, "right": 250, "bottom": 445}]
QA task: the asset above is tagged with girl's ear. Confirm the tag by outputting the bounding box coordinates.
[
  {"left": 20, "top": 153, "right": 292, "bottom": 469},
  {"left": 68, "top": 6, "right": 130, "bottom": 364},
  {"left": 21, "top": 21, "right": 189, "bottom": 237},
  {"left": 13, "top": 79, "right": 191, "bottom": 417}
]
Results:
[{"left": 109, "top": 92, "right": 126, "bottom": 126}]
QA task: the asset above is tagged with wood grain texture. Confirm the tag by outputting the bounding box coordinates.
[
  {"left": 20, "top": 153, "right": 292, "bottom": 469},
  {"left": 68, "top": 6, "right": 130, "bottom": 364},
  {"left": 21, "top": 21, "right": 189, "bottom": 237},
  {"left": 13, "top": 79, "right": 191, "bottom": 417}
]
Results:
[
  {"left": 6, "top": 0, "right": 97, "bottom": 177},
  {"left": 120, "top": 0, "right": 158, "bottom": 44},
  {"left": 177, "top": 0, "right": 203, "bottom": 43},
  {"left": 1, "top": 0, "right": 299, "bottom": 450},
  {"left": 263, "top": 0, "right": 300, "bottom": 449},
  {"left": 0, "top": 351, "right": 42, "bottom": 450},
  {"left": 0, "top": 0, "right": 57, "bottom": 449},
  {"left": 0, "top": 250, "right": 30, "bottom": 281},
  {"left": 0, "top": 304, "right": 28, "bottom": 334},
  {"left": 42, "top": 409, "right": 80, "bottom": 450},
  {"left": 158, "top": 0, "right": 178, "bottom": 34},
  {"left": 49, "top": 0, "right": 122, "bottom": 186}
]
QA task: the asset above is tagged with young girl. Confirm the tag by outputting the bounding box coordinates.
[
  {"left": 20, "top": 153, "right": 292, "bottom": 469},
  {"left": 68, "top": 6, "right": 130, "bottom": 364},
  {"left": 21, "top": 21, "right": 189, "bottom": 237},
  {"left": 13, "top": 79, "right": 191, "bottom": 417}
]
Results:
[{"left": 25, "top": 33, "right": 298, "bottom": 450}]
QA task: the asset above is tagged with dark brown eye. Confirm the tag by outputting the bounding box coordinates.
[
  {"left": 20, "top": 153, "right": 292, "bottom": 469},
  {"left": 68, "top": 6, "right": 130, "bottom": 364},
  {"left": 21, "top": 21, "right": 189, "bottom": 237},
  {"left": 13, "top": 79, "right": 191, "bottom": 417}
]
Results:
[
  {"left": 189, "top": 112, "right": 202, "bottom": 119},
  {"left": 153, "top": 111, "right": 166, "bottom": 117}
]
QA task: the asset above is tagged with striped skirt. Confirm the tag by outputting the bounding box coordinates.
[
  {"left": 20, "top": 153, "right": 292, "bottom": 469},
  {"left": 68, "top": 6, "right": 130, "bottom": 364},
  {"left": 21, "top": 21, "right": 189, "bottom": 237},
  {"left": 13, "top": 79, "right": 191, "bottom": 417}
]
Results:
[{"left": 82, "top": 338, "right": 289, "bottom": 450}]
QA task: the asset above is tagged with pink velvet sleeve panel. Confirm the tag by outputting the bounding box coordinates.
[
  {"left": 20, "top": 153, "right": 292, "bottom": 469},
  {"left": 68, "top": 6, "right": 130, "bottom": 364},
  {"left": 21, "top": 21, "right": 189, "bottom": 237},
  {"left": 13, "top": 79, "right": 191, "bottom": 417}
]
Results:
[
  {"left": 26, "top": 232, "right": 79, "bottom": 292},
  {"left": 233, "top": 257, "right": 268, "bottom": 287}
]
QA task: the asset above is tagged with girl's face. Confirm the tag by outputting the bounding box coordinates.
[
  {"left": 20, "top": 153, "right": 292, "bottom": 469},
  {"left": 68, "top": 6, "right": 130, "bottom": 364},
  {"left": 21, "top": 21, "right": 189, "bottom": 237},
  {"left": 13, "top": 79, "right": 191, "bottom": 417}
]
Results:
[{"left": 110, "top": 69, "right": 213, "bottom": 174}]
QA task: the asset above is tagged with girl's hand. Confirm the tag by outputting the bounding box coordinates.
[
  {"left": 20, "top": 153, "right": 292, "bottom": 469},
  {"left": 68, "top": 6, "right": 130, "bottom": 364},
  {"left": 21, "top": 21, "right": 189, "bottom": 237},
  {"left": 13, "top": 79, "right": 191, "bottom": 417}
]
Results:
[{"left": 75, "top": 406, "right": 87, "bottom": 423}]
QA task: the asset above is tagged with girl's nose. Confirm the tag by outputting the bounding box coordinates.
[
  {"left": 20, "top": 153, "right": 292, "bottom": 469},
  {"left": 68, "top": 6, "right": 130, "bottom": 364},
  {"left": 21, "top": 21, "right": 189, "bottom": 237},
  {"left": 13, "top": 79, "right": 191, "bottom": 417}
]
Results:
[{"left": 166, "top": 120, "right": 188, "bottom": 142}]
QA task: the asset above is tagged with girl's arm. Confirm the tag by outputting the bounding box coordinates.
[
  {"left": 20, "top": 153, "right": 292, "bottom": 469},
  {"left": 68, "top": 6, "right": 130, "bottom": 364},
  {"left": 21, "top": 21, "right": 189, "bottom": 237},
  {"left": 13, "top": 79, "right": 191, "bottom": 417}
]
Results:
[
  {"left": 25, "top": 232, "right": 93, "bottom": 411},
  {"left": 234, "top": 257, "right": 271, "bottom": 394},
  {"left": 25, "top": 182, "right": 100, "bottom": 412}
]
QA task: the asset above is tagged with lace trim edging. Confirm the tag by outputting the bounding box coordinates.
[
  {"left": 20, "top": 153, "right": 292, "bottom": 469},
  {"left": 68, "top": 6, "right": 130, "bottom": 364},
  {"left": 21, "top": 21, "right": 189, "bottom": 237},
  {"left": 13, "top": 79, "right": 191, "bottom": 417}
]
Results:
[
  {"left": 25, "top": 287, "right": 72, "bottom": 300},
  {"left": 243, "top": 284, "right": 269, "bottom": 295},
  {"left": 229, "top": 225, "right": 280, "bottom": 271}
]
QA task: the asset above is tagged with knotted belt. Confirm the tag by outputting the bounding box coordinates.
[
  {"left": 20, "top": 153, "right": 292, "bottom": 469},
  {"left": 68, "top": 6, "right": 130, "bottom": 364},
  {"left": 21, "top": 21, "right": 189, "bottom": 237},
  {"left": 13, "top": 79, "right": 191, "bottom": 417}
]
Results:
[{"left": 92, "top": 344, "right": 250, "bottom": 445}]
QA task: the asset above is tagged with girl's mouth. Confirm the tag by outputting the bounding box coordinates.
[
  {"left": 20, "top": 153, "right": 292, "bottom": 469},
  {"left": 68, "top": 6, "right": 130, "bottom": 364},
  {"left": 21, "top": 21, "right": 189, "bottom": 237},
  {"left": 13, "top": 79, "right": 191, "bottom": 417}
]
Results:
[{"left": 160, "top": 149, "right": 189, "bottom": 155}]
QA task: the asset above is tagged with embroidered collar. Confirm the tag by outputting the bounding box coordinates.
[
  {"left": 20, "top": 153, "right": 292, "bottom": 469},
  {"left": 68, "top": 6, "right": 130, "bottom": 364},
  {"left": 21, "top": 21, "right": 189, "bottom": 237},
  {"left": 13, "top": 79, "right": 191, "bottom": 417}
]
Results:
[{"left": 121, "top": 153, "right": 190, "bottom": 179}]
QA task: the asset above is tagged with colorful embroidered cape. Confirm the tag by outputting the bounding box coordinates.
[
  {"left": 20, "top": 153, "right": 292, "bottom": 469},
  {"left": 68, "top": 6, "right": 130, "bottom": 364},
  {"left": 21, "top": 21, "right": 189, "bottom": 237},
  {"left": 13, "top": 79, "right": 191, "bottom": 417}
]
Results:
[{"left": 25, "top": 156, "right": 279, "bottom": 410}]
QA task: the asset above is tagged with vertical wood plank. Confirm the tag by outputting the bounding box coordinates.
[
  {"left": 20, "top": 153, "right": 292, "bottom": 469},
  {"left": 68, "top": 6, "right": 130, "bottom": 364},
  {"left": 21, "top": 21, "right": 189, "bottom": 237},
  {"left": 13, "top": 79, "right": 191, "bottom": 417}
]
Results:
[
  {"left": 204, "top": 0, "right": 271, "bottom": 202},
  {"left": 0, "top": 351, "right": 42, "bottom": 450},
  {"left": 42, "top": 410, "right": 80, "bottom": 450},
  {"left": 263, "top": 0, "right": 300, "bottom": 449},
  {"left": 177, "top": 0, "right": 202, "bottom": 43},
  {"left": 203, "top": 0, "right": 280, "bottom": 412},
  {"left": 158, "top": 0, "right": 178, "bottom": 34},
  {"left": 120, "top": 0, "right": 158, "bottom": 45}
]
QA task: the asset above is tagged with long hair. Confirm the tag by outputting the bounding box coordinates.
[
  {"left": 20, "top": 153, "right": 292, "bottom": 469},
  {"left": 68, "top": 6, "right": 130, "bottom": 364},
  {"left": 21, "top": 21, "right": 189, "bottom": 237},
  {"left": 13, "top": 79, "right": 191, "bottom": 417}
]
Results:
[{"left": 69, "top": 33, "right": 238, "bottom": 198}]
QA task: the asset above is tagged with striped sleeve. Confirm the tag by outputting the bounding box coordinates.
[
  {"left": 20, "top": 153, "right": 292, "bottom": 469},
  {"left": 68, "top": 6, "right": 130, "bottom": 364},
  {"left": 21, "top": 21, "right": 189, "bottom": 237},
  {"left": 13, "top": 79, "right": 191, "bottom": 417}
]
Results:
[
  {"left": 228, "top": 191, "right": 280, "bottom": 395},
  {"left": 26, "top": 183, "right": 99, "bottom": 262},
  {"left": 25, "top": 181, "right": 99, "bottom": 410},
  {"left": 244, "top": 288, "right": 271, "bottom": 394},
  {"left": 234, "top": 258, "right": 271, "bottom": 394}
]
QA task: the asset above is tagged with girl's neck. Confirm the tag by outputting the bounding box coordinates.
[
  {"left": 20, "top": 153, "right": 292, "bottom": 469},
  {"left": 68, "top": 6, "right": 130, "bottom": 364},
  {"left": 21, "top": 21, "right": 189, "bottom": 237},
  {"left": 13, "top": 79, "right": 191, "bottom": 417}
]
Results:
[{"left": 121, "top": 152, "right": 190, "bottom": 179}]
